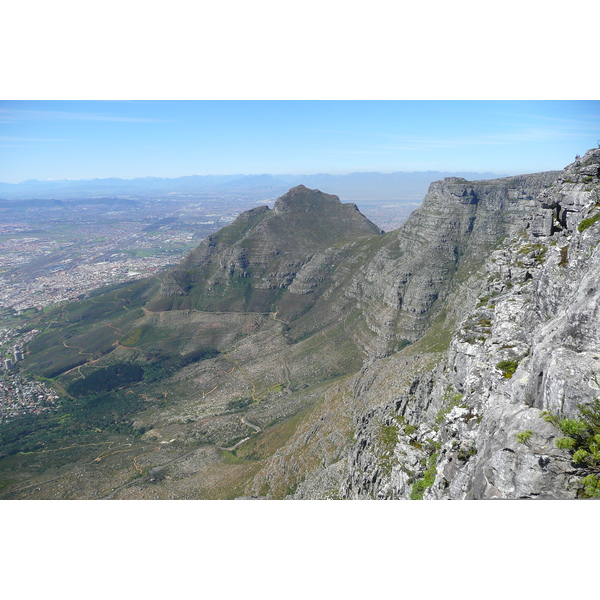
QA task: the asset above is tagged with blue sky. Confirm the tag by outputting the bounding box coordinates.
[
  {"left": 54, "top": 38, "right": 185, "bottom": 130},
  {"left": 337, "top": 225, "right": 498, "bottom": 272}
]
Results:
[{"left": 1, "top": 100, "right": 599, "bottom": 183}]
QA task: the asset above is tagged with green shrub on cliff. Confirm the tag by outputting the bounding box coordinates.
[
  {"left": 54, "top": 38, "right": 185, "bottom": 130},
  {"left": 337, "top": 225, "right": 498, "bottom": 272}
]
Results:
[
  {"left": 544, "top": 400, "right": 600, "bottom": 498},
  {"left": 516, "top": 430, "right": 533, "bottom": 444},
  {"left": 497, "top": 359, "right": 519, "bottom": 378},
  {"left": 578, "top": 213, "right": 600, "bottom": 232}
]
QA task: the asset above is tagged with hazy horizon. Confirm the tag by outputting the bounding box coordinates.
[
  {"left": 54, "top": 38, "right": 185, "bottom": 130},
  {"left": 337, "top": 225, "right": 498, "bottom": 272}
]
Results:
[
  {"left": 1, "top": 168, "right": 509, "bottom": 186},
  {"left": 1, "top": 100, "right": 598, "bottom": 185}
]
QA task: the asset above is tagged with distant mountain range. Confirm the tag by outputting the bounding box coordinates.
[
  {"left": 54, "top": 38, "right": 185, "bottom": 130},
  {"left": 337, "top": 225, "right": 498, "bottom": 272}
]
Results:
[{"left": 0, "top": 171, "right": 507, "bottom": 202}]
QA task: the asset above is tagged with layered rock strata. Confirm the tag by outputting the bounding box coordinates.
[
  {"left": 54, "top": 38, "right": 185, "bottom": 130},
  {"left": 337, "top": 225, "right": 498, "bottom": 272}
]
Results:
[{"left": 248, "top": 149, "right": 600, "bottom": 500}]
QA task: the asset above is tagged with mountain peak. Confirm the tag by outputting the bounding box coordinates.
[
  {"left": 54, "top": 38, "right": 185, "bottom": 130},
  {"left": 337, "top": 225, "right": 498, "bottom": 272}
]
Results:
[
  {"left": 148, "top": 184, "right": 381, "bottom": 313},
  {"left": 273, "top": 185, "right": 342, "bottom": 214}
]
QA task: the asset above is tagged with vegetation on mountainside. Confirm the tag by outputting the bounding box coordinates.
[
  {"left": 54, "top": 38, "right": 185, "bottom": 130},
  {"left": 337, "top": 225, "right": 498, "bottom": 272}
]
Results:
[
  {"left": 142, "top": 348, "right": 219, "bottom": 383},
  {"left": 516, "top": 430, "right": 534, "bottom": 444},
  {"left": 497, "top": 359, "right": 519, "bottom": 379},
  {"left": 578, "top": 212, "right": 600, "bottom": 232},
  {"left": 20, "top": 279, "right": 156, "bottom": 378},
  {"left": 543, "top": 400, "right": 600, "bottom": 497},
  {"left": 1, "top": 332, "right": 218, "bottom": 463},
  {"left": 436, "top": 388, "right": 465, "bottom": 425},
  {"left": 66, "top": 364, "right": 144, "bottom": 397},
  {"left": 0, "top": 388, "right": 148, "bottom": 459},
  {"left": 410, "top": 452, "right": 438, "bottom": 500},
  {"left": 407, "top": 388, "right": 464, "bottom": 500},
  {"left": 227, "top": 397, "right": 253, "bottom": 412},
  {"left": 376, "top": 420, "right": 401, "bottom": 478}
]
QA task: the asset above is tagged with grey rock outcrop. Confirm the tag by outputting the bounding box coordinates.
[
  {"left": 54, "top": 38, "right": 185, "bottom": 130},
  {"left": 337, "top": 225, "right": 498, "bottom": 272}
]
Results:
[
  {"left": 253, "top": 149, "right": 600, "bottom": 500},
  {"left": 338, "top": 149, "right": 600, "bottom": 500}
]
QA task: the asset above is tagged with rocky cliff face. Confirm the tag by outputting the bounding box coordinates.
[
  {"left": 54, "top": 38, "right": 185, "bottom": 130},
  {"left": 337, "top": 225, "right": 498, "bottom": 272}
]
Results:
[
  {"left": 247, "top": 148, "right": 600, "bottom": 500},
  {"left": 342, "top": 170, "right": 561, "bottom": 353}
]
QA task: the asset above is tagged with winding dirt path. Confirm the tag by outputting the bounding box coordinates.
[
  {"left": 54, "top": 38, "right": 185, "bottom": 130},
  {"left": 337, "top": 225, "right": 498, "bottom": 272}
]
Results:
[
  {"left": 241, "top": 415, "right": 261, "bottom": 433},
  {"left": 217, "top": 415, "right": 262, "bottom": 451},
  {"left": 114, "top": 289, "right": 133, "bottom": 311},
  {"left": 280, "top": 353, "right": 292, "bottom": 394},
  {"left": 62, "top": 340, "right": 91, "bottom": 356},
  {"left": 133, "top": 446, "right": 162, "bottom": 474},
  {"left": 90, "top": 442, "right": 134, "bottom": 464},
  {"left": 101, "top": 446, "right": 202, "bottom": 499},
  {"left": 202, "top": 385, "right": 219, "bottom": 398}
]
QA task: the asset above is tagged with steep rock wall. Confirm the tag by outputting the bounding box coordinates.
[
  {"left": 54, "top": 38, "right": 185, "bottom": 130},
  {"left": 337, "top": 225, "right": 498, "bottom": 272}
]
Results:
[
  {"left": 250, "top": 149, "right": 600, "bottom": 500},
  {"left": 337, "top": 149, "right": 600, "bottom": 500},
  {"left": 340, "top": 170, "right": 561, "bottom": 355}
]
